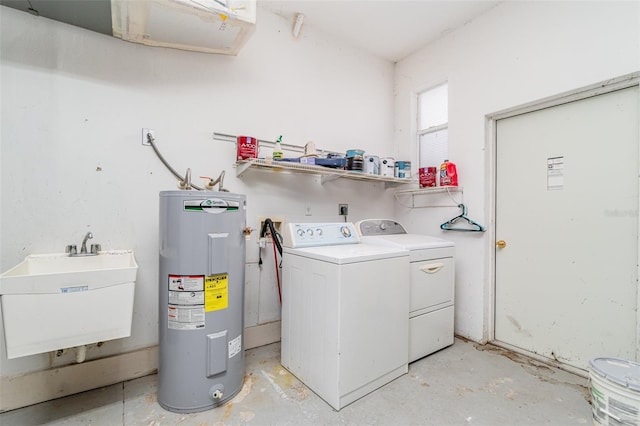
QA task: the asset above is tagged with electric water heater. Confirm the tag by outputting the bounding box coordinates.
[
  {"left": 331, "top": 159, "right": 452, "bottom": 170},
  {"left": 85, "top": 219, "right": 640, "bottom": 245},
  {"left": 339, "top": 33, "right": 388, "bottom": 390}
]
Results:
[{"left": 158, "top": 191, "right": 246, "bottom": 413}]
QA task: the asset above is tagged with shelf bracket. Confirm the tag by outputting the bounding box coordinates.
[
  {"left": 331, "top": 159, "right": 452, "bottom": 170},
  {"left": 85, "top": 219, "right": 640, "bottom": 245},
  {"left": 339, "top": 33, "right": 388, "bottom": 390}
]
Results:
[
  {"left": 235, "top": 160, "right": 254, "bottom": 177},
  {"left": 385, "top": 181, "right": 407, "bottom": 190},
  {"left": 320, "top": 174, "right": 342, "bottom": 185},
  {"left": 394, "top": 186, "right": 464, "bottom": 208}
]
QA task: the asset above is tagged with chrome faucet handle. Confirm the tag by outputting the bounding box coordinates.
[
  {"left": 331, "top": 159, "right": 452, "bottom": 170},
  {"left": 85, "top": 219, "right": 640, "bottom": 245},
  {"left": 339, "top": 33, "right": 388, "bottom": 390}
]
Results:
[
  {"left": 90, "top": 244, "right": 101, "bottom": 254},
  {"left": 66, "top": 245, "right": 77, "bottom": 255}
]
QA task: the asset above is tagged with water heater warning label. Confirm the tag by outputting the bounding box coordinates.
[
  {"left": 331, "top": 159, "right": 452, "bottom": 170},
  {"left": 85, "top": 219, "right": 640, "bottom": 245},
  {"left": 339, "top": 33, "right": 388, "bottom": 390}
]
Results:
[
  {"left": 169, "top": 275, "right": 204, "bottom": 292},
  {"left": 167, "top": 306, "right": 205, "bottom": 330},
  {"left": 166, "top": 274, "right": 228, "bottom": 330},
  {"left": 205, "top": 273, "right": 229, "bottom": 312},
  {"left": 169, "top": 291, "right": 204, "bottom": 305},
  {"left": 168, "top": 274, "right": 206, "bottom": 330}
]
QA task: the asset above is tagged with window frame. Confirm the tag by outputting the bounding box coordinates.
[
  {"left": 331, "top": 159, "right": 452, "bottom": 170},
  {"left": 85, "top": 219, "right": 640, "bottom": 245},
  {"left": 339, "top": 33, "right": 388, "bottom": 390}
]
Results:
[{"left": 417, "top": 82, "right": 449, "bottom": 169}]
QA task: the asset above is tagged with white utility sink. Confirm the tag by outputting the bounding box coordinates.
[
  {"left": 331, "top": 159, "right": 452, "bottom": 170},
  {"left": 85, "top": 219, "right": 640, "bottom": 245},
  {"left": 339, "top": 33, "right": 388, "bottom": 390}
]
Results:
[
  {"left": 0, "top": 250, "right": 138, "bottom": 294},
  {"left": 0, "top": 250, "right": 138, "bottom": 359}
]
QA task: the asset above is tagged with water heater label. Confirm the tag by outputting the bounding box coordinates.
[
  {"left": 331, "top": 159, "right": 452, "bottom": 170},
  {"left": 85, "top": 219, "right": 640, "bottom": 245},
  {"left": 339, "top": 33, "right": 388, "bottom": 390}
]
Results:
[
  {"left": 168, "top": 275, "right": 206, "bottom": 330},
  {"left": 183, "top": 199, "right": 240, "bottom": 213},
  {"left": 168, "top": 275, "right": 204, "bottom": 292},
  {"left": 205, "top": 273, "right": 229, "bottom": 312},
  {"left": 167, "top": 306, "right": 205, "bottom": 330},
  {"left": 169, "top": 291, "right": 205, "bottom": 305},
  {"left": 229, "top": 334, "right": 242, "bottom": 358}
]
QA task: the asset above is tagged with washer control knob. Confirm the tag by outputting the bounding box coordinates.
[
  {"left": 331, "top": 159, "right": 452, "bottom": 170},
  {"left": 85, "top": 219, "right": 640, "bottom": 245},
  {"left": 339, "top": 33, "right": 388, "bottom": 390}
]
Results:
[
  {"left": 316, "top": 228, "right": 323, "bottom": 236},
  {"left": 297, "top": 229, "right": 305, "bottom": 236},
  {"left": 340, "top": 226, "right": 352, "bottom": 238},
  {"left": 307, "top": 229, "right": 314, "bottom": 236}
]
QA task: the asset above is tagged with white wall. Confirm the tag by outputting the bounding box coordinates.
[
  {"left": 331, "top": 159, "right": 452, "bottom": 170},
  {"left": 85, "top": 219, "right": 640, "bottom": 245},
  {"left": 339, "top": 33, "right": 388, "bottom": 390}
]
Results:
[
  {"left": 0, "top": 5, "right": 396, "bottom": 380},
  {"left": 394, "top": 1, "right": 640, "bottom": 342},
  {"left": 4, "top": 0, "right": 638, "bottom": 403}
]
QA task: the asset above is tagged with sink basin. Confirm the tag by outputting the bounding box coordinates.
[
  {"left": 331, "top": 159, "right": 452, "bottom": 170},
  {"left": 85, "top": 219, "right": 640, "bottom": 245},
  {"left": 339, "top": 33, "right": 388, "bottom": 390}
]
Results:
[
  {"left": 0, "top": 250, "right": 138, "bottom": 295},
  {"left": 0, "top": 250, "right": 138, "bottom": 359}
]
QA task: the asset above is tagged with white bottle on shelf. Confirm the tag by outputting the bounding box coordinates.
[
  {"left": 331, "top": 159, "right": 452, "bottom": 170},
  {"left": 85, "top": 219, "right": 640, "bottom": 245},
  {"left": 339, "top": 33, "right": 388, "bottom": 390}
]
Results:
[{"left": 273, "top": 135, "right": 283, "bottom": 160}]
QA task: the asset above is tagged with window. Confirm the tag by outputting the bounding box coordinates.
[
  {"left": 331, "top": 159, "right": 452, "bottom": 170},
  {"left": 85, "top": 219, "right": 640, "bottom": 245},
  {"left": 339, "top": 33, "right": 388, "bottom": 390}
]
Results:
[{"left": 418, "top": 83, "right": 448, "bottom": 169}]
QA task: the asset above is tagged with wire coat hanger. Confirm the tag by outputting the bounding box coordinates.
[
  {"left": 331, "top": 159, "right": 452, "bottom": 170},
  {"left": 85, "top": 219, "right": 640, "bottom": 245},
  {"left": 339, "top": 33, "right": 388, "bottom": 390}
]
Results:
[{"left": 440, "top": 204, "right": 486, "bottom": 232}]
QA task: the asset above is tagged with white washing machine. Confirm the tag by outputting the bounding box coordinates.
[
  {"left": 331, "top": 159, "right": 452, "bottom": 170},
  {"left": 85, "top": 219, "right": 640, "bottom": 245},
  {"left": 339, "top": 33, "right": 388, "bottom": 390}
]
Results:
[
  {"left": 280, "top": 222, "right": 410, "bottom": 411},
  {"left": 356, "top": 219, "right": 455, "bottom": 363}
]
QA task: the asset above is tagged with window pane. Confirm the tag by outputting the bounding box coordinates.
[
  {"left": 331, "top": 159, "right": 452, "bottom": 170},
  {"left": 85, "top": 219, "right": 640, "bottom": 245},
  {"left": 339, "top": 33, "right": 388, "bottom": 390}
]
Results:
[
  {"left": 419, "top": 128, "right": 448, "bottom": 169},
  {"left": 419, "top": 83, "right": 448, "bottom": 130}
]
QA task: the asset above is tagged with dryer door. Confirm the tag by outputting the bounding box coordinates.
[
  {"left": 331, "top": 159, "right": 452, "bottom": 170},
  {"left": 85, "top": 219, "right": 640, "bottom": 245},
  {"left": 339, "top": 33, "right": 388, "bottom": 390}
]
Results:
[{"left": 410, "top": 256, "right": 454, "bottom": 315}]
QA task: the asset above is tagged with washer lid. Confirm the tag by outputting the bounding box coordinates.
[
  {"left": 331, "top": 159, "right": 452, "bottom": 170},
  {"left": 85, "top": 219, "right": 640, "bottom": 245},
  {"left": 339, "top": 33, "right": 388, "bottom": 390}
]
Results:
[
  {"left": 361, "top": 234, "right": 454, "bottom": 250},
  {"left": 283, "top": 243, "right": 408, "bottom": 264},
  {"left": 589, "top": 357, "right": 640, "bottom": 391}
]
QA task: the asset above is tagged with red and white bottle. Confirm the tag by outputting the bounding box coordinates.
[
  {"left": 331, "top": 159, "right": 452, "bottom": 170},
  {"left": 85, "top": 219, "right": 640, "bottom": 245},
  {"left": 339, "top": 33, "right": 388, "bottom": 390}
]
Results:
[{"left": 439, "top": 160, "right": 458, "bottom": 186}]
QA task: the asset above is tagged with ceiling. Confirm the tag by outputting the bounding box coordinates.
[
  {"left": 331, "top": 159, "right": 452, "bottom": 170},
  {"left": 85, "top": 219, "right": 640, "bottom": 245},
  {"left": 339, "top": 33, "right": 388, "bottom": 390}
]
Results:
[{"left": 259, "top": 0, "right": 501, "bottom": 62}]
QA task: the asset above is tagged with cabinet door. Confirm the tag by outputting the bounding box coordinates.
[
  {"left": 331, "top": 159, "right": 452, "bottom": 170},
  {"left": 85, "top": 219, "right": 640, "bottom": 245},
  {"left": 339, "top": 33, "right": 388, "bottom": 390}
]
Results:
[{"left": 409, "top": 306, "right": 454, "bottom": 362}]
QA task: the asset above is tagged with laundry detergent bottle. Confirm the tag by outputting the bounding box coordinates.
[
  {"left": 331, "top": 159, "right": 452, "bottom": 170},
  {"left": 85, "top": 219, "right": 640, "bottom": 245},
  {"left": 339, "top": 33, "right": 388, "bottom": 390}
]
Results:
[{"left": 439, "top": 160, "right": 458, "bottom": 186}]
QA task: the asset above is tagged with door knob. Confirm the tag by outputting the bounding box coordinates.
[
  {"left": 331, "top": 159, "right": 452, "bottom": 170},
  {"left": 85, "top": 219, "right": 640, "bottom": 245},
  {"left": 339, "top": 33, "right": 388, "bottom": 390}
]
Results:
[{"left": 496, "top": 240, "right": 507, "bottom": 249}]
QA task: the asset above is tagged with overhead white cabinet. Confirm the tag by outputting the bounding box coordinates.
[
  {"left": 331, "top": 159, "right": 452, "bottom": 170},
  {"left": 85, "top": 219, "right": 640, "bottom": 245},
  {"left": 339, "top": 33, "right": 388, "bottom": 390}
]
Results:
[
  {"left": 112, "top": 0, "right": 256, "bottom": 55},
  {"left": 2, "top": 0, "right": 256, "bottom": 55}
]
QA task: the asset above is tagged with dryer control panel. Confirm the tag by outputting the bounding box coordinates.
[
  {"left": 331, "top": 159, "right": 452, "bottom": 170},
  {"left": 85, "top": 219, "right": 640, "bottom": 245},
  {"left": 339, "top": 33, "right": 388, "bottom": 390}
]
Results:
[
  {"left": 356, "top": 219, "right": 406, "bottom": 236},
  {"left": 282, "top": 222, "right": 360, "bottom": 248}
]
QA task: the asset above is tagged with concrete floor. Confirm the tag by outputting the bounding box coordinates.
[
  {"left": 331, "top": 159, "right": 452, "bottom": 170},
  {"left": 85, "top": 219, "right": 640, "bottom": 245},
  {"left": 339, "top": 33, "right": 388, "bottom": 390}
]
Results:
[{"left": 0, "top": 338, "right": 593, "bottom": 425}]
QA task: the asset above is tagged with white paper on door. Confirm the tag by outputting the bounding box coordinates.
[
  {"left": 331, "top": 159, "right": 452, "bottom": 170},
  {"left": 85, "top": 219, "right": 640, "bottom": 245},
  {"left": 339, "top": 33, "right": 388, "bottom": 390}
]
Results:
[{"left": 547, "top": 156, "right": 564, "bottom": 190}]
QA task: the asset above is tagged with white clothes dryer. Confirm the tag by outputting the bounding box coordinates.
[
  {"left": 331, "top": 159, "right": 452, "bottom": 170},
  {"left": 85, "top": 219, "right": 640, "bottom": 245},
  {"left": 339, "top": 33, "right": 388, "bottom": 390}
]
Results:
[
  {"left": 356, "top": 219, "right": 455, "bottom": 363},
  {"left": 281, "top": 222, "right": 410, "bottom": 410}
]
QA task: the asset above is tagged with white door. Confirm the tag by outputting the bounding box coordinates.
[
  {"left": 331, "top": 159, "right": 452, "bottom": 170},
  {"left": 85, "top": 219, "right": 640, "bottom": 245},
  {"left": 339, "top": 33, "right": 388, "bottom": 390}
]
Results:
[{"left": 494, "top": 85, "right": 639, "bottom": 371}]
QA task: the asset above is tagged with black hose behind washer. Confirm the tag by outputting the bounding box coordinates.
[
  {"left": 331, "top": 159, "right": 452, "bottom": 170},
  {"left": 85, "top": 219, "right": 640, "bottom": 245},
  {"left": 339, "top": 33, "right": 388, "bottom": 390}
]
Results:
[{"left": 258, "top": 218, "right": 283, "bottom": 265}]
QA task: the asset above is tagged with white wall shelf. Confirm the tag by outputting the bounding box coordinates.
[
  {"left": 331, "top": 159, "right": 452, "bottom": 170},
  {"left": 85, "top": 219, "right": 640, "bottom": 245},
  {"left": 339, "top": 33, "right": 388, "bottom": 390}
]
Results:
[
  {"left": 235, "top": 158, "right": 415, "bottom": 189},
  {"left": 394, "top": 186, "right": 464, "bottom": 208}
]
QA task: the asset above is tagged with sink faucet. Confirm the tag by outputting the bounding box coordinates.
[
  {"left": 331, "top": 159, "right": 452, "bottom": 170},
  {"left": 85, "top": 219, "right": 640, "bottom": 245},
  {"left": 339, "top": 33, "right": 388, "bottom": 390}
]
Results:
[
  {"left": 66, "top": 232, "right": 100, "bottom": 256},
  {"left": 81, "top": 232, "right": 93, "bottom": 254}
]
